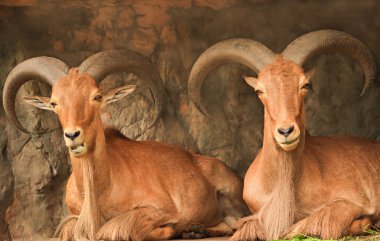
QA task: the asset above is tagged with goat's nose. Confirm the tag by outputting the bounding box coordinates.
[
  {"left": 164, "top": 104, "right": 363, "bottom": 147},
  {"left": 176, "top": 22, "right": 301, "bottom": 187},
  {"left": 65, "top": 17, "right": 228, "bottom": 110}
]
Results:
[
  {"left": 64, "top": 131, "right": 81, "bottom": 141},
  {"left": 278, "top": 126, "right": 294, "bottom": 137}
]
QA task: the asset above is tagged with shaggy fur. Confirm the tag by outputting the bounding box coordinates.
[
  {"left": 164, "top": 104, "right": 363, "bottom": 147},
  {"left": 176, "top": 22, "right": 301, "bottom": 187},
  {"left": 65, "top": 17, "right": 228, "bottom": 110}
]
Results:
[
  {"left": 96, "top": 207, "right": 166, "bottom": 241},
  {"left": 285, "top": 200, "right": 363, "bottom": 239},
  {"left": 230, "top": 145, "right": 299, "bottom": 241},
  {"left": 56, "top": 158, "right": 101, "bottom": 241},
  {"left": 231, "top": 215, "right": 266, "bottom": 241},
  {"left": 73, "top": 159, "right": 101, "bottom": 241},
  {"left": 55, "top": 215, "right": 78, "bottom": 241},
  {"left": 260, "top": 150, "right": 297, "bottom": 239}
]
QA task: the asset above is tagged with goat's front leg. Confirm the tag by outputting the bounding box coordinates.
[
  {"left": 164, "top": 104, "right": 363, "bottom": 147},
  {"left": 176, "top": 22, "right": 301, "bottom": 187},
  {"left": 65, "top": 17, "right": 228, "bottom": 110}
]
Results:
[
  {"left": 56, "top": 175, "right": 82, "bottom": 241},
  {"left": 284, "top": 200, "right": 364, "bottom": 240},
  {"left": 229, "top": 215, "right": 266, "bottom": 241},
  {"left": 55, "top": 215, "right": 79, "bottom": 241},
  {"left": 97, "top": 206, "right": 175, "bottom": 241}
]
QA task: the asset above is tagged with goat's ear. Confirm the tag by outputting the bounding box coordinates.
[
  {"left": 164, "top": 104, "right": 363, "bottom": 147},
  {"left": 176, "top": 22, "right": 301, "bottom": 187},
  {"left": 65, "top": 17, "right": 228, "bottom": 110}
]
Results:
[
  {"left": 305, "top": 68, "right": 316, "bottom": 81},
  {"left": 242, "top": 76, "right": 258, "bottom": 89},
  {"left": 103, "top": 85, "right": 136, "bottom": 105},
  {"left": 23, "top": 96, "right": 55, "bottom": 111}
]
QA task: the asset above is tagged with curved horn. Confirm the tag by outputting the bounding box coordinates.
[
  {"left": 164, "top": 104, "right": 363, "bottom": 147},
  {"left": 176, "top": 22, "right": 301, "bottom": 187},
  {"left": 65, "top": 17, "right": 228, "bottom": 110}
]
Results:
[
  {"left": 188, "top": 38, "right": 275, "bottom": 117},
  {"left": 282, "top": 29, "right": 376, "bottom": 96},
  {"left": 3, "top": 57, "right": 69, "bottom": 132},
  {"left": 78, "top": 50, "right": 165, "bottom": 128}
]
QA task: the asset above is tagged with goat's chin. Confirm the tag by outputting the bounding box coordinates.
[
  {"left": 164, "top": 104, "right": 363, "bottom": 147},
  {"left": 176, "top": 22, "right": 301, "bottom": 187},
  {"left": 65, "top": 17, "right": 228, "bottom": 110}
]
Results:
[
  {"left": 276, "top": 137, "right": 299, "bottom": 152},
  {"left": 68, "top": 143, "right": 87, "bottom": 157}
]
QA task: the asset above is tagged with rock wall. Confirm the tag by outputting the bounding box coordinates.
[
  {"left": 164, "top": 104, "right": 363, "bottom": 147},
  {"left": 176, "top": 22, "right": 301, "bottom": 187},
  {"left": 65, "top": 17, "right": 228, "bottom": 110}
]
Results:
[{"left": 0, "top": 0, "right": 379, "bottom": 240}]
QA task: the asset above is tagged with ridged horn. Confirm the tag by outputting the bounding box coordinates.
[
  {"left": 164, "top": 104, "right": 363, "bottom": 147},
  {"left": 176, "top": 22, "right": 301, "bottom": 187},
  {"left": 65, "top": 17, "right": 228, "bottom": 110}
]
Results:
[
  {"left": 78, "top": 50, "right": 165, "bottom": 128},
  {"left": 188, "top": 38, "right": 275, "bottom": 117},
  {"left": 3, "top": 57, "right": 69, "bottom": 132},
  {"left": 282, "top": 29, "right": 376, "bottom": 96}
]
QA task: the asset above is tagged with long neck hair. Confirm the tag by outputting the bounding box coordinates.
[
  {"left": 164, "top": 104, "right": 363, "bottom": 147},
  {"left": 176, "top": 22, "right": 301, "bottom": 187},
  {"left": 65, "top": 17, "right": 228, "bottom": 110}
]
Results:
[
  {"left": 260, "top": 149, "right": 298, "bottom": 240},
  {"left": 73, "top": 156, "right": 101, "bottom": 241},
  {"left": 259, "top": 111, "right": 305, "bottom": 240}
]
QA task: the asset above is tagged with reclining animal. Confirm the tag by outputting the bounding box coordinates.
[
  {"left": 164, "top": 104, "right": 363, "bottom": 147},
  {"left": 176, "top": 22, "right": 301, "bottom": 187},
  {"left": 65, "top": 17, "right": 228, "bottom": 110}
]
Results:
[
  {"left": 3, "top": 50, "right": 247, "bottom": 241},
  {"left": 188, "top": 29, "right": 380, "bottom": 240}
]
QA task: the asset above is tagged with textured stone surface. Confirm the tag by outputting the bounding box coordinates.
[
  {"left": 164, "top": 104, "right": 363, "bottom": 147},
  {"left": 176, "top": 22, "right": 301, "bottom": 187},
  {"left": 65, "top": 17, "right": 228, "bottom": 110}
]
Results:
[{"left": 0, "top": 0, "right": 379, "bottom": 240}]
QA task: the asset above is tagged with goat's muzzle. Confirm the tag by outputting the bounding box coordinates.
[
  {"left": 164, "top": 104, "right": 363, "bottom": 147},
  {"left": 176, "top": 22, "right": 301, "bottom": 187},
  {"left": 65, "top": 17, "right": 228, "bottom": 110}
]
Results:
[
  {"left": 64, "top": 127, "right": 87, "bottom": 156},
  {"left": 274, "top": 124, "right": 300, "bottom": 152}
]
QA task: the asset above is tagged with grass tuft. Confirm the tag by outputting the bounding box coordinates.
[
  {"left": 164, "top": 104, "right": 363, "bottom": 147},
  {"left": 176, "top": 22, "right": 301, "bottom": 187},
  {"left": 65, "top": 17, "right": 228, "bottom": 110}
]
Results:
[{"left": 271, "top": 229, "right": 380, "bottom": 241}]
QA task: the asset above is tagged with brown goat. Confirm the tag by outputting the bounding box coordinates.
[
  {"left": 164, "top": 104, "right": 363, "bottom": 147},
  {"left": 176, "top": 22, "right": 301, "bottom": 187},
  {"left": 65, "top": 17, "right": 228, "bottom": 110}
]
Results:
[
  {"left": 188, "top": 30, "right": 380, "bottom": 240},
  {"left": 3, "top": 50, "right": 247, "bottom": 241}
]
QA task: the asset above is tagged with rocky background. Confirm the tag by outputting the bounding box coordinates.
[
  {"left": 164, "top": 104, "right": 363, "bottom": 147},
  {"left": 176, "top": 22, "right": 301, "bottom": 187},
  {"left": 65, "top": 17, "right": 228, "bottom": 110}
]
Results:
[{"left": 0, "top": 0, "right": 379, "bottom": 240}]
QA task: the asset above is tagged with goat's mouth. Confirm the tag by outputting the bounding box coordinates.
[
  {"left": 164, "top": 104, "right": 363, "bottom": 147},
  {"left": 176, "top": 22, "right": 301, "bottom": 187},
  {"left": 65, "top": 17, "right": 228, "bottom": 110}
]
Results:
[
  {"left": 277, "top": 136, "right": 300, "bottom": 152},
  {"left": 68, "top": 143, "right": 86, "bottom": 155}
]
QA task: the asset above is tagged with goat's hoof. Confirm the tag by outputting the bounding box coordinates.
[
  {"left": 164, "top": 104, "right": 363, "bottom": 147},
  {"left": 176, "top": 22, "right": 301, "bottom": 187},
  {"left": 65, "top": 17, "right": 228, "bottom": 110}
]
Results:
[{"left": 182, "top": 223, "right": 207, "bottom": 239}]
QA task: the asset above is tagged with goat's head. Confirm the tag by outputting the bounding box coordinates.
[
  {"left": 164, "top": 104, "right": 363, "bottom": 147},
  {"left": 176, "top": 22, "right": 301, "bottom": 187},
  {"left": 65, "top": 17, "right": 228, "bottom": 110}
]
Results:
[
  {"left": 188, "top": 30, "right": 376, "bottom": 152},
  {"left": 243, "top": 56, "right": 313, "bottom": 151},
  {"left": 24, "top": 69, "right": 136, "bottom": 156},
  {"left": 3, "top": 50, "right": 165, "bottom": 157}
]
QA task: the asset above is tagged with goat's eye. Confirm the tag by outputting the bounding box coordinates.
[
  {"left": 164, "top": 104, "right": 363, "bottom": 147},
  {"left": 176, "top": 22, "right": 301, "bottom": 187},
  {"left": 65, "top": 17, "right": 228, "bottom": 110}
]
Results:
[
  {"left": 93, "top": 95, "right": 102, "bottom": 102},
  {"left": 50, "top": 102, "right": 57, "bottom": 108},
  {"left": 255, "top": 89, "right": 264, "bottom": 96},
  {"left": 302, "top": 82, "right": 313, "bottom": 90}
]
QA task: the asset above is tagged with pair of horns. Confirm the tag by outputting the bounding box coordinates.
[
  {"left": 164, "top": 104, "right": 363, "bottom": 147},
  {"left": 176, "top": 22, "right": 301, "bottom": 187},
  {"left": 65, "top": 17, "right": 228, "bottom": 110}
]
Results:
[
  {"left": 3, "top": 50, "right": 165, "bottom": 133},
  {"left": 188, "top": 29, "right": 376, "bottom": 117}
]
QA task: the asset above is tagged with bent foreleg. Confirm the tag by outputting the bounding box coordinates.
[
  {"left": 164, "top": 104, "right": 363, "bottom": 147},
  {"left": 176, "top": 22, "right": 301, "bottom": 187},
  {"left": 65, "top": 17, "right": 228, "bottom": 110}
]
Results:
[
  {"left": 97, "top": 206, "right": 175, "bottom": 241},
  {"left": 229, "top": 215, "right": 266, "bottom": 241},
  {"left": 285, "top": 200, "right": 364, "bottom": 240},
  {"left": 55, "top": 215, "right": 79, "bottom": 241}
]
